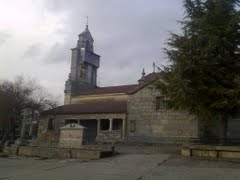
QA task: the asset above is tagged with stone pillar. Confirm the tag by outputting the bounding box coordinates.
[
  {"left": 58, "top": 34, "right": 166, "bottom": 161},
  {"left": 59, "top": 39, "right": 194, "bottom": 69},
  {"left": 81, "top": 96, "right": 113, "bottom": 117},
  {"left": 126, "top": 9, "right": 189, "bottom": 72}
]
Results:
[
  {"left": 122, "top": 119, "right": 126, "bottom": 138},
  {"left": 109, "top": 119, "right": 113, "bottom": 131},
  {"left": 97, "top": 119, "right": 101, "bottom": 133},
  {"left": 21, "top": 109, "right": 27, "bottom": 139}
]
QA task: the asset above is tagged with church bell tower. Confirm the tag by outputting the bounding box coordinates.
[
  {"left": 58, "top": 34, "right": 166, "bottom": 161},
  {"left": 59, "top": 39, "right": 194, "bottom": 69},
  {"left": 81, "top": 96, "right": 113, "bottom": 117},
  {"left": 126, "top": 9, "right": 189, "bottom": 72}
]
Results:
[{"left": 64, "top": 24, "right": 100, "bottom": 104}]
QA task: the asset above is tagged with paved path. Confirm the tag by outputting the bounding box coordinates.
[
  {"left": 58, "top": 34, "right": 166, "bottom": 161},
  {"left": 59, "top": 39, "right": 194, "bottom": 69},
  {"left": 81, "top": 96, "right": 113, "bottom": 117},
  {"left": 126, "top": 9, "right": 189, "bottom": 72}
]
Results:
[{"left": 1, "top": 145, "right": 240, "bottom": 180}]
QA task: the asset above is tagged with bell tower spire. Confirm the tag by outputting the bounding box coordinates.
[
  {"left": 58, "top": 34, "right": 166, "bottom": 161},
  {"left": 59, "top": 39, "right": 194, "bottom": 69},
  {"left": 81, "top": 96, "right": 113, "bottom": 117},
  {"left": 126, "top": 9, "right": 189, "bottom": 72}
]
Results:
[{"left": 64, "top": 23, "right": 100, "bottom": 104}]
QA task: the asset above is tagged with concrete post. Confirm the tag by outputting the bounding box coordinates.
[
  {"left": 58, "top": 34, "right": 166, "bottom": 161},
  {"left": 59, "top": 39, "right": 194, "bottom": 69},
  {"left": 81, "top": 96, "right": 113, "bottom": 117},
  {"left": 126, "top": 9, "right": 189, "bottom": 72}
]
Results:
[
  {"left": 21, "top": 108, "right": 30, "bottom": 139},
  {"left": 97, "top": 119, "right": 101, "bottom": 133},
  {"left": 28, "top": 109, "right": 34, "bottom": 137},
  {"left": 122, "top": 119, "right": 126, "bottom": 138},
  {"left": 109, "top": 119, "right": 113, "bottom": 131}
]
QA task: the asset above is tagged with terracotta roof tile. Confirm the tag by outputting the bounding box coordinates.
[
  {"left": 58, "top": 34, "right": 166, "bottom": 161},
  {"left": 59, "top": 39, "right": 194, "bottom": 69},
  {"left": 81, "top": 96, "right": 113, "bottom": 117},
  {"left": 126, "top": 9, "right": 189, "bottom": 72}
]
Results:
[
  {"left": 128, "top": 72, "right": 160, "bottom": 94},
  {"left": 43, "top": 101, "right": 127, "bottom": 115},
  {"left": 77, "top": 73, "right": 160, "bottom": 96},
  {"left": 78, "top": 84, "right": 139, "bottom": 95},
  {"left": 144, "top": 72, "right": 159, "bottom": 82}
]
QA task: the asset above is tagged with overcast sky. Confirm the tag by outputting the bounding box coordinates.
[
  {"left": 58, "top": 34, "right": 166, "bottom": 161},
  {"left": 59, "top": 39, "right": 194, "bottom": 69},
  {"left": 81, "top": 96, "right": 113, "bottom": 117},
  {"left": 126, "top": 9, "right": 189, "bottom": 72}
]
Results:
[{"left": 0, "top": 0, "right": 184, "bottom": 104}]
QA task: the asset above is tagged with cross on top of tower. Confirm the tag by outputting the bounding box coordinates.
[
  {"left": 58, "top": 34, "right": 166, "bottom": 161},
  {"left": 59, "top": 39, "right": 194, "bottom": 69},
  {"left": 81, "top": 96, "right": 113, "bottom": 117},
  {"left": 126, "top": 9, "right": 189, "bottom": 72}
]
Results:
[{"left": 86, "top": 16, "right": 89, "bottom": 30}]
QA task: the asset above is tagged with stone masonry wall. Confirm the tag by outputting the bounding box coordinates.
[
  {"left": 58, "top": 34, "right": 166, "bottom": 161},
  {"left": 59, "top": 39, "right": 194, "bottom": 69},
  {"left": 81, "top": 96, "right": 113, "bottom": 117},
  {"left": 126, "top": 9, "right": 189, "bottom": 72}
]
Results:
[
  {"left": 96, "top": 130, "right": 122, "bottom": 143},
  {"left": 38, "top": 113, "right": 126, "bottom": 144},
  {"left": 127, "top": 84, "right": 199, "bottom": 143},
  {"left": 37, "top": 115, "right": 60, "bottom": 144}
]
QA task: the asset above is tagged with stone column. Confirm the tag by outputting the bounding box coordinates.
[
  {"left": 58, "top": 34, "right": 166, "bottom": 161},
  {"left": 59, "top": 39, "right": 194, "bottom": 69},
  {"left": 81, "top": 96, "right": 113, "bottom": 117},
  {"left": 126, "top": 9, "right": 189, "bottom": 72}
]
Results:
[
  {"left": 21, "top": 109, "right": 27, "bottom": 139},
  {"left": 97, "top": 119, "right": 101, "bottom": 133},
  {"left": 109, "top": 119, "right": 113, "bottom": 131},
  {"left": 122, "top": 119, "right": 126, "bottom": 138}
]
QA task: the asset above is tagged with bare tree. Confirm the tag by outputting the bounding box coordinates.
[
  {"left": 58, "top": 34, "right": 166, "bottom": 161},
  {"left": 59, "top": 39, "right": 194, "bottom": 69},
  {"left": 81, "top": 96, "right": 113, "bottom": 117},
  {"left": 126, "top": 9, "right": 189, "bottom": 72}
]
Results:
[{"left": 0, "top": 76, "right": 59, "bottom": 151}]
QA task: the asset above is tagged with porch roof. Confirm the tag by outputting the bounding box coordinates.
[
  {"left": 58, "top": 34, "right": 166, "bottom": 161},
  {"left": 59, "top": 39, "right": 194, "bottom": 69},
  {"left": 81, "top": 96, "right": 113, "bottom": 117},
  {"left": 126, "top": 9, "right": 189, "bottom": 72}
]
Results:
[{"left": 43, "top": 101, "right": 127, "bottom": 115}]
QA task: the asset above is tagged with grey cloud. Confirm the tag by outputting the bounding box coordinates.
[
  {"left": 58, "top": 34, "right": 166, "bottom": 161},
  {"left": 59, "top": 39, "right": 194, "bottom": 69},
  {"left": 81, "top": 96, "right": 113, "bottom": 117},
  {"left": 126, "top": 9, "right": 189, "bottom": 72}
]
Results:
[
  {"left": 23, "top": 43, "right": 44, "bottom": 59},
  {"left": 41, "top": 0, "right": 184, "bottom": 85},
  {"left": 43, "top": 42, "right": 71, "bottom": 64}
]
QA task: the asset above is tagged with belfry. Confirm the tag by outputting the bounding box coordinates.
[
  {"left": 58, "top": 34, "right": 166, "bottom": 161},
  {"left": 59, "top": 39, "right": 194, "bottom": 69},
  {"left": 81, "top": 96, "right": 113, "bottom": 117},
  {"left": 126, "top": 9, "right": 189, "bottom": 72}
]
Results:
[{"left": 64, "top": 24, "right": 100, "bottom": 104}]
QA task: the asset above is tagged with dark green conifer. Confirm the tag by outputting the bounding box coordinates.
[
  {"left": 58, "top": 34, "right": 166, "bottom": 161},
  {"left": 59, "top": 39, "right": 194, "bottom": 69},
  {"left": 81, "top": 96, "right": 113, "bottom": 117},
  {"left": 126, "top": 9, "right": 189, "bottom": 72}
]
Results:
[{"left": 157, "top": 0, "right": 240, "bottom": 143}]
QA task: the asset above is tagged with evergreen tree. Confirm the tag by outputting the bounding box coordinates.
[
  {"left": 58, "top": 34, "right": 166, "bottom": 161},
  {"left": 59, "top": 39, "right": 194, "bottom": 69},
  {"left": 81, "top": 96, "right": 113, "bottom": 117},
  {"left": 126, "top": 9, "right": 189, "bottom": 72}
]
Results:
[{"left": 157, "top": 0, "right": 240, "bottom": 143}]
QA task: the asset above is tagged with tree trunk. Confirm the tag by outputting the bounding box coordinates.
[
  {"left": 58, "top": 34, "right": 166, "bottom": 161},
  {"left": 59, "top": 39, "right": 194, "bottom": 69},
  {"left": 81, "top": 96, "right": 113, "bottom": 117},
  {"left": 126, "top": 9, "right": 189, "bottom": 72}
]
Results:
[{"left": 219, "top": 115, "right": 228, "bottom": 145}]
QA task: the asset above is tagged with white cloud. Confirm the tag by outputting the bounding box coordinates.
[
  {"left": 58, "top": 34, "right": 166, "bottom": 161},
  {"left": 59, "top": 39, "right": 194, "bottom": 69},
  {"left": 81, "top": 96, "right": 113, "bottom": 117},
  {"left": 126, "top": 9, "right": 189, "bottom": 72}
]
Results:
[{"left": 0, "top": 0, "right": 184, "bottom": 104}]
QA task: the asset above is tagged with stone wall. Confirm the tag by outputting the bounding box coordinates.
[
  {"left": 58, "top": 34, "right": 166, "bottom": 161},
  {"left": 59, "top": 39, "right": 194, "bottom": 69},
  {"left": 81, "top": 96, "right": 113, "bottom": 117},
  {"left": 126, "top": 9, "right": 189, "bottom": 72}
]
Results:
[
  {"left": 181, "top": 144, "right": 240, "bottom": 159},
  {"left": 198, "top": 116, "right": 240, "bottom": 143},
  {"left": 18, "top": 146, "right": 113, "bottom": 159},
  {"left": 127, "top": 84, "right": 199, "bottom": 143},
  {"left": 38, "top": 113, "right": 126, "bottom": 144},
  {"left": 96, "top": 130, "right": 122, "bottom": 143},
  {"left": 37, "top": 115, "right": 61, "bottom": 143},
  {"left": 59, "top": 124, "right": 85, "bottom": 148},
  {"left": 227, "top": 111, "right": 240, "bottom": 141}
]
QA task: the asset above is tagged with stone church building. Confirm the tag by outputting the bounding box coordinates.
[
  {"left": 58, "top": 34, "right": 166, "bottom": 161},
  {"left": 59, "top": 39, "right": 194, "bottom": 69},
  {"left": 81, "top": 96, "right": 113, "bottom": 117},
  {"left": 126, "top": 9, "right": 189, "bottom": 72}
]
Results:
[{"left": 37, "top": 25, "right": 240, "bottom": 145}]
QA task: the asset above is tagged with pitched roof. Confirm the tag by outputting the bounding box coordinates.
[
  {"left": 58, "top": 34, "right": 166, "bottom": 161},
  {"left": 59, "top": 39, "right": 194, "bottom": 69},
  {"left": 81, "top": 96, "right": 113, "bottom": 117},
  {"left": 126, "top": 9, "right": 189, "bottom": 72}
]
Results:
[
  {"left": 78, "top": 25, "right": 94, "bottom": 41},
  {"left": 143, "top": 72, "right": 159, "bottom": 82},
  {"left": 75, "top": 72, "right": 159, "bottom": 96},
  {"left": 78, "top": 84, "right": 139, "bottom": 95},
  {"left": 128, "top": 72, "right": 160, "bottom": 94},
  {"left": 43, "top": 101, "right": 127, "bottom": 115}
]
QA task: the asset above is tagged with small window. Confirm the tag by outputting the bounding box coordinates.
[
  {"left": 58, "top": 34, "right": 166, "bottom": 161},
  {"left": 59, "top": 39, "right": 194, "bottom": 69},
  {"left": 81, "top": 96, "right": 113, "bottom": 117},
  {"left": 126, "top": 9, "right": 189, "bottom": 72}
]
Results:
[
  {"left": 112, "top": 119, "right": 122, "bottom": 130},
  {"left": 100, "top": 119, "right": 109, "bottom": 130},
  {"left": 156, "top": 97, "right": 165, "bottom": 110},
  {"left": 48, "top": 118, "right": 55, "bottom": 130},
  {"left": 156, "top": 97, "right": 173, "bottom": 110}
]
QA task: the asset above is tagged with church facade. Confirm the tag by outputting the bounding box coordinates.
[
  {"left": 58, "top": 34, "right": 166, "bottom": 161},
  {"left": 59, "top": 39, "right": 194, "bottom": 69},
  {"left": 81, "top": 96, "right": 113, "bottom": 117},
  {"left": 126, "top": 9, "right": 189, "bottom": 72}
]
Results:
[{"left": 37, "top": 25, "right": 240, "bottom": 145}]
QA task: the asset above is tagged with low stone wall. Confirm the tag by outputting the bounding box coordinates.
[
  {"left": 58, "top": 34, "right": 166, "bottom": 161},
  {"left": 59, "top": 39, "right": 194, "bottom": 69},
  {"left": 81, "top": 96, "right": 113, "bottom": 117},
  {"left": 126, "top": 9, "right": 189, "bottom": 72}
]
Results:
[
  {"left": 181, "top": 144, "right": 240, "bottom": 159},
  {"left": 37, "top": 131, "right": 60, "bottom": 143},
  {"left": 125, "top": 136, "right": 198, "bottom": 145},
  {"left": 19, "top": 146, "right": 114, "bottom": 159}
]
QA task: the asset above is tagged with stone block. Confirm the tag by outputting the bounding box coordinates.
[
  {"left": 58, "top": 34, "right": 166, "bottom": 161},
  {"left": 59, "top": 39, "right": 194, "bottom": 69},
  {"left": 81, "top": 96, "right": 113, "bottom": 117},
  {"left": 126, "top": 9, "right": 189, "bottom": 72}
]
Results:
[
  {"left": 18, "top": 146, "right": 113, "bottom": 159},
  {"left": 218, "top": 151, "right": 240, "bottom": 159},
  {"left": 216, "top": 146, "right": 240, "bottom": 151},
  {"left": 181, "top": 148, "right": 191, "bottom": 156},
  {"left": 71, "top": 149, "right": 100, "bottom": 159},
  {"left": 59, "top": 123, "right": 85, "bottom": 149},
  {"left": 192, "top": 149, "right": 218, "bottom": 158}
]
